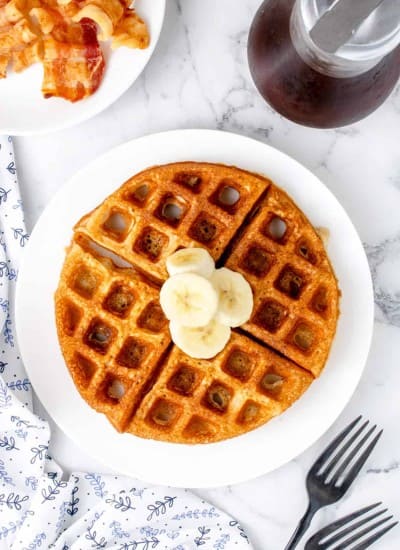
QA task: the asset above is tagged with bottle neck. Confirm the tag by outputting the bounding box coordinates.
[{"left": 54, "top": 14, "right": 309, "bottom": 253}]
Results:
[{"left": 290, "top": 0, "right": 384, "bottom": 78}]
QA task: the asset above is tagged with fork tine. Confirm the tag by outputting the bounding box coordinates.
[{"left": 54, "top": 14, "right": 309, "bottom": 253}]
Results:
[
  {"left": 351, "top": 521, "right": 398, "bottom": 550},
  {"left": 309, "top": 416, "right": 362, "bottom": 476},
  {"left": 305, "top": 503, "right": 381, "bottom": 549},
  {"left": 329, "top": 425, "right": 376, "bottom": 485},
  {"left": 322, "top": 420, "right": 370, "bottom": 480},
  {"left": 330, "top": 516, "right": 396, "bottom": 550},
  {"left": 317, "top": 508, "right": 387, "bottom": 548},
  {"left": 340, "top": 430, "right": 383, "bottom": 491}
]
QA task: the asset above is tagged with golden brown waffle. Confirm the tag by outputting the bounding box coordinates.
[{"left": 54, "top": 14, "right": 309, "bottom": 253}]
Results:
[
  {"left": 129, "top": 332, "right": 313, "bottom": 443},
  {"left": 55, "top": 161, "right": 339, "bottom": 444},
  {"left": 55, "top": 238, "right": 171, "bottom": 432},
  {"left": 225, "top": 184, "right": 339, "bottom": 376},
  {"left": 75, "top": 162, "right": 270, "bottom": 282}
]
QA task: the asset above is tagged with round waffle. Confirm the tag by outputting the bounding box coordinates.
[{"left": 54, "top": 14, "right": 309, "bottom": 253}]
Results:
[{"left": 55, "top": 162, "right": 339, "bottom": 444}]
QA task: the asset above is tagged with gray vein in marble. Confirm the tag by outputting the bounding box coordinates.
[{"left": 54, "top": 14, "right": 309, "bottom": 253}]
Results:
[
  {"left": 367, "top": 461, "right": 400, "bottom": 474},
  {"left": 334, "top": 127, "right": 360, "bottom": 137},
  {"left": 217, "top": 99, "right": 255, "bottom": 131},
  {"left": 364, "top": 236, "right": 400, "bottom": 326},
  {"left": 140, "top": 68, "right": 150, "bottom": 106},
  {"left": 176, "top": 0, "right": 219, "bottom": 123},
  {"left": 388, "top": 173, "right": 400, "bottom": 192},
  {"left": 320, "top": 133, "right": 338, "bottom": 169}
]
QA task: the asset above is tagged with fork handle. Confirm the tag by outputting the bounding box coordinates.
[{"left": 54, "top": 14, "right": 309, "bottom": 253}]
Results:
[{"left": 284, "top": 501, "right": 319, "bottom": 550}]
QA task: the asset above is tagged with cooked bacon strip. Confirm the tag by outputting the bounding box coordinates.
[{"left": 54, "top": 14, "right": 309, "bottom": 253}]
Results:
[
  {"left": 111, "top": 10, "right": 148, "bottom": 50},
  {"left": 0, "top": 18, "right": 37, "bottom": 56},
  {"left": 56, "top": 0, "right": 78, "bottom": 20},
  {"left": 73, "top": 0, "right": 123, "bottom": 40},
  {"left": 42, "top": 17, "right": 104, "bottom": 101},
  {"left": 30, "top": 6, "right": 58, "bottom": 33},
  {"left": 12, "top": 38, "right": 41, "bottom": 71},
  {"left": 0, "top": 0, "right": 31, "bottom": 26},
  {"left": 0, "top": 53, "right": 8, "bottom": 77},
  {"left": 0, "top": 0, "right": 43, "bottom": 75},
  {"left": 0, "top": 0, "right": 13, "bottom": 64},
  {"left": 0, "top": 0, "right": 148, "bottom": 99}
]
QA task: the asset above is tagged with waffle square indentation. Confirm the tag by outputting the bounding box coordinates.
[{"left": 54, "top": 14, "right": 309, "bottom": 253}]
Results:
[
  {"left": 116, "top": 337, "right": 147, "bottom": 369},
  {"left": 223, "top": 349, "right": 253, "bottom": 382},
  {"left": 74, "top": 353, "right": 96, "bottom": 387},
  {"left": 173, "top": 172, "right": 202, "bottom": 193},
  {"left": 203, "top": 382, "right": 232, "bottom": 414},
  {"left": 183, "top": 415, "right": 215, "bottom": 439},
  {"left": 259, "top": 369, "right": 284, "bottom": 399},
  {"left": 124, "top": 182, "right": 152, "bottom": 206},
  {"left": 167, "top": 365, "right": 199, "bottom": 396},
  {"left": 137, "top": 301, "right": 167, "bottom": 333},
  {"left": 101, "top": 210, "right": 131, "bottom": 242},
  {"left": 154, "top": 193, "right": 188, "bottom": 227},
  {"left": 296, "top": 237, "right": 318, "bottom": 265},
  {"left": 84, "top": 318, "right": 115, "bottom": 354},
  {"left": 71, "top": 265, "right": 99, "bottom": 299},
  {"left": 237, "top": 400, "right": 261, "bottom": 424},
  {"left": 262, "top": 214, "right": 288, "bottom": 243},
  {"left": 310, "top": 286, "right": 329, "bottom": 317},
  {"left": 240, "top": 245, "right": 274, "bottom": 278},
  {"left": 275, "top": 265, "right": 306, "bottom": 300},
  {"left": 61, "top": 300, "right": 82, "bottom": 336},
  {"left": 147, "top": 398, "right": 181, "bottom": 428},
  {"left": 103, "top": 284, "right": 135, "bottom": 318},
  {"left": 288, "top": 321, "right": 315, "bottom": 354},
  {"left": 189, "top": 212, "right": 221, "bottom": 245},
  {"left": 210, "top": 182, "right": 241, "bottom": 213},
  {"left": 254, "top": 300, "right": 288, "bottom": 333},
  {"left": 134, "top": 226, "right": 168, "bottom": 261},
  {"left": 99, "top": 374, "right": 128, "bottom": 404}
]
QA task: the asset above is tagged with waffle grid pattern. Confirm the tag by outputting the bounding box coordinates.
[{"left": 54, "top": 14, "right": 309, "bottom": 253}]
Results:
[
  {"left": 55, "top": 162, "right": 339, "bottom": 443},
  {"left": 75, "top": 162, "right": 269, "bottom": 281},
  {"left": 226, "top": 184, "right": 339, "bottom": 376},
  {"left": 55, "top": 242, "right": 171, "bottom": 432},
  {"left": 129, "top": 332, "right": 313, "bottom": 443}
]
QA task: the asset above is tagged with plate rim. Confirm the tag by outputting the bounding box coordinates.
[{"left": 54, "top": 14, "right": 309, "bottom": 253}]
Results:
[
  {"left": 15, "top": 129, "right": 374, "bottom": 487},
  {"left": 0, "top": 0, "right": 166, "bottom": 136}
]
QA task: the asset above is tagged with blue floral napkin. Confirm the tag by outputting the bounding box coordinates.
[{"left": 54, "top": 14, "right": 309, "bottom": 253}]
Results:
[{"left": 0, "top": 137, "right": 252, "bottom": 550}]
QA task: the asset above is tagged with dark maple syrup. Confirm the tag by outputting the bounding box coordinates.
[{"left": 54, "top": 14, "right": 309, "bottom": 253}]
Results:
[{"left": 248, "top": 0, "right": 400, "bottom": 128}]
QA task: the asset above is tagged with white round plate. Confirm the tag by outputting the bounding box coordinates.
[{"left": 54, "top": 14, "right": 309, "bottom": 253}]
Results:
[
  {"left": 16, "top": 130, "right": 374, "bottom": 488},
  {"left": 0, "top": 0, "right": 165, "bottom": 136}
]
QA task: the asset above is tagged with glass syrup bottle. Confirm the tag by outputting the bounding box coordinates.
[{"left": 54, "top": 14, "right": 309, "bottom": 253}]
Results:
[{"left": 248, "top": 0, "right": 400, "bottom": 128}]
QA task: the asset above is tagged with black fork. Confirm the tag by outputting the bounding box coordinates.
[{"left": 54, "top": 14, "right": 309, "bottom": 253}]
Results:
[
  {"left": 305, "top": 502, "right": 398, "bottom": 549},
  {"left": 284, "top": 416, "right": 383, "bottom": 550}
]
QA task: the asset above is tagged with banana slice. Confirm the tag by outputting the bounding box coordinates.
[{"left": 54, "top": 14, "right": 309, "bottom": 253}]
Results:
[
  {"left": 211, "top": 267, "right": 253, "bottom": 327},
  {"left": 166, "top": 247, "right": 215, "bottom": 278},
  {"left": 170, "top": 319, "right": 231, "bottom": 359},
  {"left": 160, "top": 273, "right": 218, "bottom": 327}
]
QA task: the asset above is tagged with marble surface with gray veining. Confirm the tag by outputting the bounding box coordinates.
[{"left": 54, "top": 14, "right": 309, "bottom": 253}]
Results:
[{"left": 13, "top": 1, "right": 400, "bottom": 548}]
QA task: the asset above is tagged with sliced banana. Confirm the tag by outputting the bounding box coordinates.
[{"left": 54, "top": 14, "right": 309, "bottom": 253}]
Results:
[
  {"left": 160, "top": 273, "right": 218, "bottom": 327},
  {"left": 170, "top": 319, "right": 231, "bottom": 359},
  {"left": 166, "top": 247, "right": 215, "bottom": 278},
  {"left": 211, "top": 267, "right": 253, "bottom": 327}
]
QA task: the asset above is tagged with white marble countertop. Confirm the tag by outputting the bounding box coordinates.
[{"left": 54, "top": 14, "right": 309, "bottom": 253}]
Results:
[{"left": 13, "top": 1, "right": 400, "bottom": 548}]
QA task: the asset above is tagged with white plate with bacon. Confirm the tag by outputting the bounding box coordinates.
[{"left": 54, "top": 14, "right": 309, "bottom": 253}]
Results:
[{"left": 0, "top": 0, "right": 165, "bottom": 135}]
